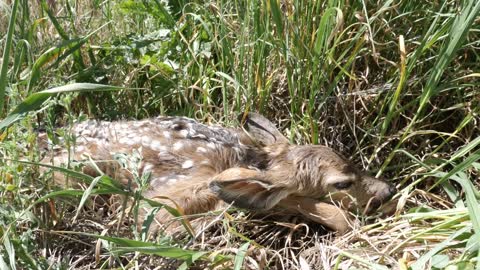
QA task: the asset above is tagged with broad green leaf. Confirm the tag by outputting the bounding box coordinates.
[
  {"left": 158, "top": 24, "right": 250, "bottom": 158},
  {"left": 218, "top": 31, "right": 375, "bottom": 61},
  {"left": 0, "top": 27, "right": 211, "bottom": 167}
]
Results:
[
  {"left": 9, "top": 159, "right": 125, "bottom": 192},
  {"left": 0, "top": 256, "right": 9, "bottom": 270},
  {"left": 27, "top": 21, "right": 108, "bottom": 91},
  {"left": 466, "top": 233, "right": 480, "bottom": 254},
  {"left": 314, "top": 8, "right": 339, "bottom": 55},
  {"left": 0, "top": 83, "right": 124, "bottom": 132},
  {"left": 431, "top": 254, "right": 450, "bottom": 269},
  {"left": 269, "top": 0, "right": 283, "bottom": 37},
  {"left": 3, "top": 235, "right": 15, "bottom": 270},
  {"left": 28, "top": 39, "right": 86, "bottom": 90}
]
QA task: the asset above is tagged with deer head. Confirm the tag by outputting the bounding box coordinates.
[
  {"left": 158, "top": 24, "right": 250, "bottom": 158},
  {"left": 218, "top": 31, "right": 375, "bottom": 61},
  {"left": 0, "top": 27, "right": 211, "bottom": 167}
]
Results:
[{"left": 208, "top": 113, "right": 396, "bottom": 232}]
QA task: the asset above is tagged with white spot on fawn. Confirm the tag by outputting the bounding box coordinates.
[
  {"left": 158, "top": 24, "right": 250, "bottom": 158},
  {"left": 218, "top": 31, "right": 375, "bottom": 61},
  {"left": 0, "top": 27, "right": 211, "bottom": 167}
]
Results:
[
  {"left": 206, "top": 142, "right": 216, "bottom": 149},
  {"left": 158, "top": 145, "right": 168, "bottom": 152},
  {"left": 167, "top": 178, "right": 177, "bottom": 185},
  {"left": 151, "top": 176, "right": 168, "bottom": 186},
  {"left": 194, "top": 134, "right": 207, "bottom": 139},
  {"left": 179, "top": 129, "right": 188, "bottom": 137},
  {"left": 143, "top": 163, "right": 154, "bottom": 173},
  {"left": 99, "top": 129, "right": 108, "bottom": 138},
  {"left": 150, "top": 140, "right": 164, "bottom": 151},
  {"left": 142, "top": 136, "right": 151, "bottom": 145},
  {"left": 163, "top": 131, "right": 171, "bottom": 138},
  {"left": 182, "top": 160, "right": 194, "bottom": 169},
  {"left": 196, "top": 147, "right": 207, "bottom": 153},
  {"left": 126, "top": 137, "right": 140, "bottom": 145},
  {"left": 271, "top": 165, "right": 281, "bottom": 170},
  {"left": 118, "top": 137, "right": 130, "bottom": 145},
  {"left": 75, "top": 137, "right": 88, "bottom": 144},
  {"left": 173, "top": 142, "right": 183, "bottom": 151},
  {"left": 81, "top": 130, "right": 92, "bottom": 136},
  {"left": 133, "top": 121, "right": 144, "bottom": 127}
]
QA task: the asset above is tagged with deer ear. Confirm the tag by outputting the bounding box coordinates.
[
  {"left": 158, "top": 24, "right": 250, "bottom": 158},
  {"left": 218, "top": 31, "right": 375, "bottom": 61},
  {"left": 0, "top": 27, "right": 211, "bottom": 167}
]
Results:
[
  {"left": 209, "top": 168, "right": 291, "bottom": 210},
  {"left": 238, "top": 112, "right": 289, "bottom": 145}
]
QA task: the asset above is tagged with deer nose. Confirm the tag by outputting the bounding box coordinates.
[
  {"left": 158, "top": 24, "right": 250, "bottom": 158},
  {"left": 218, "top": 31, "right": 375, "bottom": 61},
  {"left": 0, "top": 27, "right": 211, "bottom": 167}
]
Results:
[{"left": 384, "top": 183, "right": 397, "bottom": 201}]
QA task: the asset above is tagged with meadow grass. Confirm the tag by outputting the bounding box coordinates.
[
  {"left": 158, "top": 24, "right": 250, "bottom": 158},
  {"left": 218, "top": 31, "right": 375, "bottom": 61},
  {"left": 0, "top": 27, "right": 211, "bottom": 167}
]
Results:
[{"left": 0, "top": 0, "right": 479, "bottom": 269}]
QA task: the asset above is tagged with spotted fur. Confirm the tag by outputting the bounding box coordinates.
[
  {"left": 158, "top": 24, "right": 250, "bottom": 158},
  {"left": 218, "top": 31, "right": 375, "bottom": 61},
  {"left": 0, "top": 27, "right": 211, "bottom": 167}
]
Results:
[{"left": 41, "top": 114, "right": 396, "bottom": 234}]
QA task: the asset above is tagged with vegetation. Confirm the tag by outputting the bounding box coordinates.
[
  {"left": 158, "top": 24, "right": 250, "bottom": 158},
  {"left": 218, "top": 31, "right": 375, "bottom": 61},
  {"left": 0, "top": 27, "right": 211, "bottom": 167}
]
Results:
[{"left": 0, "top": 0, "right": 479, "bottom": 269}]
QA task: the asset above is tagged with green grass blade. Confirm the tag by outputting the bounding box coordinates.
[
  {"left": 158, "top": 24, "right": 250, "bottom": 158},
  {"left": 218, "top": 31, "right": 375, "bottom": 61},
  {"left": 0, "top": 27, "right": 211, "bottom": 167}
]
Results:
[
  {"left": 113, "top": 246, "right": 208, "bottom": 261},
  {"left": 2, "top": 235, "right": 15, "bottom": 270},
  {"left": 39, "top": 0, "right": 68, "bottom": 39},
  {"left": 411, "top": 226, "right": 471, "bottom": 270},
  {"left": 39, "top": 0, "right": 86, "bottom": 70},
  {"left": 417, "top": 0, "right": 480, "bottom": 116},
  {"left": 10, "top": 238, "right": 42, "bottom": 269},
  {"left": 338, "top": 250, "right": 388, "bottom": 270},
  {"left": 313, "top": 8, "right": 338, "bottom": 56},
  {"left": 0, "top": 83, "right": 125, "bottom": 132},
  {"left": 59, "top": 233, "right": 230, "bottom": 264},
  {"left": 452, "top": 179, "right": 480, "bottom": 269},
  {"left": 28, "top": 39, "right": 86, "bottom": 91},
  {"left": 73, "top": 175, "right": 107, "bottom": 222},
  {"left": 35, "top": 189, "right": 127, "bottom": 202},
  {"left": 379, "top": 0, "right": 480, "bottom": 173},
  {"left": 269, "top": 0, "right": 284, "bottom": 38},
  {"left": 28, "top": 22, "right": 109, "bottom": 91},
  {"left": 233, "top": 242, "right": 250, "bottom": 270},
  {"left": 4, "top": 159, "right": 126, "bottom": 193},
  {"left": 141, "top": 197, "right": 195, "bottom": 237},
  {"left": 429, "top": 151, "right": 480, "bottom": 191},
  {"left": 380, "top": 35, "right": 406, "bottom": 136},
  {"left": 0, "top": 0, "right": 20, "bottom": 117},
  {"left": 0, "top": 256, "right": 9, "bottom": 270}
]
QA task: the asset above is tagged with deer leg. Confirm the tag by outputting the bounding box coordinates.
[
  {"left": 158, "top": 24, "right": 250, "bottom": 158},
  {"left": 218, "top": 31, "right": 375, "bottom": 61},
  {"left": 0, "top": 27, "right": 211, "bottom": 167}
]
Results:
[{"left": 277, "top": 197, "right": 353, "bottom": 234}]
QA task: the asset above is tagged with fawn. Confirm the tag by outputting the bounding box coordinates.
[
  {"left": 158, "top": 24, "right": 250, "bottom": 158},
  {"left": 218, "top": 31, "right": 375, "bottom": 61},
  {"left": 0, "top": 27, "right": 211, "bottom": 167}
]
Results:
[{"left": 42, "top": 113, "right": 396, "bottom": 234}]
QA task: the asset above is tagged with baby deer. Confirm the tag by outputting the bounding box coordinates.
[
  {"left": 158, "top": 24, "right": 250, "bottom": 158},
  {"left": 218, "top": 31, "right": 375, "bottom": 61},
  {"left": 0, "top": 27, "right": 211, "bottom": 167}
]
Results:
[{"left": 43, "top": 113, "right": 396, "bottom": 234}]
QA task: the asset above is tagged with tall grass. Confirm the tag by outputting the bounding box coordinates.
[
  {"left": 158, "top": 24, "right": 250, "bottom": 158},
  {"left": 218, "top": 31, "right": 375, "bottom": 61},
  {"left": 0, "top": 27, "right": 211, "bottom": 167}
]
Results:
[
  {"left": 0, "top": 0, "right": 19, "bottom": 116},
  {"left": 0, "top": 0, "right": 479, "bottom": 268}
]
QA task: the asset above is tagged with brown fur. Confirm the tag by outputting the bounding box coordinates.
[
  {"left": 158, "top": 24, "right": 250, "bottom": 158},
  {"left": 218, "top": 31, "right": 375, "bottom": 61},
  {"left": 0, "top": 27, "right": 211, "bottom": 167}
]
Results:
[{"left": 41, "top": 114, "right": 396, "bottom": 234}]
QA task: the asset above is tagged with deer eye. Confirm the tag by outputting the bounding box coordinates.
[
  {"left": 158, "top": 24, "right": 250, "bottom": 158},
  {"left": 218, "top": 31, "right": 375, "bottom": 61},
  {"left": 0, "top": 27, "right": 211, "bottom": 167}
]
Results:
[{"left": 333, "top": 181, "right": 353, "bottom": 190}]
